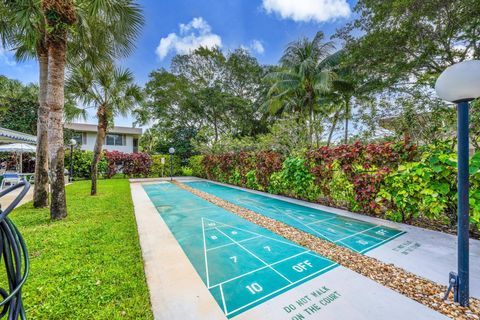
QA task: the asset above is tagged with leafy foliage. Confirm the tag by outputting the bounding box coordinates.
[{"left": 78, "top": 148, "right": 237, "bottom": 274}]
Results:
[
  {"left": 188, "top": 155, "right": 206, "bottom": 178},
  {"left": 104, "top": 151, "right": 151, "bottom": 178},
  {"left": 150, "top": 154, "right": 181, "bottom": 177},
  {"left": 192, "top": 139, "right": 480, "bottom": 233},
  {"left": 64, "top": 149, "right": 107, "bottom": 179}
]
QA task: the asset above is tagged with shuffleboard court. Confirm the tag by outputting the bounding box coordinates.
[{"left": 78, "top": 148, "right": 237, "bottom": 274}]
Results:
[
  {"left": 186, "top": 181, "right": 405, "bottom": 254},
  {"left": 143, "top": 183, "right": 338, "bottom": 318}
]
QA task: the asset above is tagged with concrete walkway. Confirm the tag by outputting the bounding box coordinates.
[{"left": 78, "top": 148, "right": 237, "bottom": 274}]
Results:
[
  {"left": 0, "top": 185, "right": 33, "bottom": 210},
  {"left": 131, "top": 180, "right": 449, "bottom": 320}
]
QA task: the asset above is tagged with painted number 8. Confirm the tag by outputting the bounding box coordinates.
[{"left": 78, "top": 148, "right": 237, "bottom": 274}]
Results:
[{"left": 246, "top": 282, "right": 263, "bottom": 295}]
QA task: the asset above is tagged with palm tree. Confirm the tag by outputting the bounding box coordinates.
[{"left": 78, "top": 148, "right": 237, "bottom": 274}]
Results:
[
  {"left": 1, "top": 1, "right": 51, "bottom": 208},
  {"left": 1, "top": 0, "right": 143, "bottom": 219},
  {"left": 66, "top": 63, "right": 142, "bottom": 195},
  {"left": 322, "top": 50, "right": 361, "bottom": 145},
  {"left": 264, "top": 32, "right": 336, "bottom": 145},
  {"left": 43, "top": 0, "right": 143, "bottom": 219}
]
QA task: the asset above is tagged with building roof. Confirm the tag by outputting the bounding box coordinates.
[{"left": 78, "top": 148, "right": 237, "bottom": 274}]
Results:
[
  {"left": 64, "top": 123, "right": 142, "bottom": 135},
  {"left": 0, "top": 127, "right": 37, "bottom": 144}
]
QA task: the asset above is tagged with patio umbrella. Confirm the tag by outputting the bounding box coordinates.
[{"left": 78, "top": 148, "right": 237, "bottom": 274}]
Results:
[{"left": 0, "top": 143, "right": 36, "bottom": 173}]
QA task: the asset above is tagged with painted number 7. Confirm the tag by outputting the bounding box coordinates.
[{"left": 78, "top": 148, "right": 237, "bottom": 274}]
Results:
[
  {"left": 230, "top": 256, "right": 237, "bottom": 263},
  {"left": 263, "top": 246, "right": 271, "bottom": 252}
]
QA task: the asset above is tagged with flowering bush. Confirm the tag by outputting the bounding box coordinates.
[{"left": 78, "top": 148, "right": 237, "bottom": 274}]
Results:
[
  {"left": 193, "top": 140, "right": 480, "bottom": 233},
  {"left": 104, "top": 151, "right": 151, "bottom": 178}
]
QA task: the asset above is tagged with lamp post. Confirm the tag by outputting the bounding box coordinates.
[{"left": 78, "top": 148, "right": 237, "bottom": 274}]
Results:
[
  {"left": 69, "top": 139, "right": 77, "bottom": 182},
  {"left": 435, "top": 60, "right": 480, "bottom": 307},
  {"left": 168, "top": 147, "right": 175, "bottom": 181}
]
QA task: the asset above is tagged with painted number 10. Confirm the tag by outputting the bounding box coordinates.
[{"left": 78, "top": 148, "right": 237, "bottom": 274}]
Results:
[{"left": 246, "top": 283, "right": 263, "bottom": 295}]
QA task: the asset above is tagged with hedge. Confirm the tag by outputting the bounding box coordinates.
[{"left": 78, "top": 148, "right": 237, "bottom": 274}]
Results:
[{"left": 199, "top": 140, "right": 480, "bottom": 233}]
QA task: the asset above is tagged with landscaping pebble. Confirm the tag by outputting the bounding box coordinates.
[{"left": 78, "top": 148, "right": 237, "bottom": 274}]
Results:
[{"left": 174, "top": 180, "right": 480, "bottom": 320}]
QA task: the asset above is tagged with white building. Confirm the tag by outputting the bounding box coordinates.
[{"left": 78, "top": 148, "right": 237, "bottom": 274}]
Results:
[{"left": 64, "top": 123, "right": 142, "bottom": 153}]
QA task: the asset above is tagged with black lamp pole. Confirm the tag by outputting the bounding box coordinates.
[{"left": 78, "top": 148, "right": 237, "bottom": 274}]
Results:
[
  {"left": 456, "top": 100, "right": 470, "bottom": 306},
  {"left": 436, "top": 60, "right": 480, "bottom": 307},
  {"left": 70, "top": 144, "right": 74, "bottom": 182},
  {"left": 169, "top": 147, "right": 175, "bottom": 181}
]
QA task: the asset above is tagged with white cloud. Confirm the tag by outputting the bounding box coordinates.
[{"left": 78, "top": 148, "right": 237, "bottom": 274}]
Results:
[
  {"left": 156, "top": 17, "right": 222, "bottom": 60},
  {"left": 241, "top": 40, "right": 265, "bottom": 55},
  {"left": 250, "top": 40, "right": 265, "bottom": 54},
  {"left": 262, "top": 0, "right": 350, "bottom": 23},
  {"left": 0, "top": 47, "right": 16, "bottom": 67}
]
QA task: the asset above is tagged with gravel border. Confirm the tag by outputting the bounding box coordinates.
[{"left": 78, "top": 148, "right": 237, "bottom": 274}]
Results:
[{"left": 174, "top": 180, "right": 480, "bottom": 320}]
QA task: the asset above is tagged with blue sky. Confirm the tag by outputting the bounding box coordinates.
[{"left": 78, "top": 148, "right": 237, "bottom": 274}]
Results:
[{"left": 0, "top": 0, "right": 356, "bottom": 127}]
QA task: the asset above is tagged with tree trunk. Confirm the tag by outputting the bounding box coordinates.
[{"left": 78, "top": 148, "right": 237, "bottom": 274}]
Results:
[
  {"left": 213, "top": 116, "right": 219, "bottom": 142},
  {"left": 309, "top": 103, "right": 314, "bottom": 146},
  {"left": 33, "top": 46, "right": 49, "bottom": 208},
  {"left": 47, "top": 37, "right": 68, "bottom": 220},
  {"left": 344, "top": 98, "right": 350, "bottom": 145},
  {"left": 327, "top": 109, "right": 341, "bottom": 147},
  {"left": 91, "top": 106, "right": 107, "bottom": 195}
]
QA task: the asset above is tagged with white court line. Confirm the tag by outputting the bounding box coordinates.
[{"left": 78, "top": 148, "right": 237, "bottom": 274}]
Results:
[
  {"left": 283, "top": 211, "right": 336, "bottom": 243},
  {"left": 202, "top": 218, "right": 306, "bottom": 250},
  {"left": 201, "top": 218, "right": 210, "bottom": 288},
  {"left": 305, "top": 216, "right": 337, "bottom": 226},
  {"left": 208, "top": 251, "right": 310, "bottom": 289},
  {"left": 171, "top": 206, "right": 216, "bottom": 214},
  {"left": 320, "top": 219, "right": 384, "bottom": 241},
  {"left": 215, "top": 228, "right": 293, "bottom": 285},
  {"left": 220, "top": 284, "right": 227, "bottom": 314},
  {"left": 357, "top": 231, "right": 406, "bottom": 254},
  {"left": 334, "top": 225, "right": 379, "bottom": 242},
  {"left": 207, "top": 235, "right": 262, "bottom": 252},
  {"left": 224, "top": 262, "right": 338, "bottom": 317}
]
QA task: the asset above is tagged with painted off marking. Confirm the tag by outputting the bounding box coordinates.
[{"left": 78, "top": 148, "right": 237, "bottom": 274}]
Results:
[{"left": 143, "top": 183, "right": 337, "bottom": 318}]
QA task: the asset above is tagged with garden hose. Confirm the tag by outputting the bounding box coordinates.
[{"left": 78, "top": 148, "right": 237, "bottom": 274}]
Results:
[{"left": 0, "top": 181, "right": 30, "bottom": 319}]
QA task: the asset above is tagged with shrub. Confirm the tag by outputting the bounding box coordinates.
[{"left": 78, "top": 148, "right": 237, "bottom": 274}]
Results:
[
  {"left": 245, "top": 170, "right": 260, "bottom": 190},
  {"left": 181, "top": 166, "right": 193, "bottom": 176},
  {"left": 269, "top": 157, "right": 320, "bottom": 201},
  {"left": 255, "top": 151, "right": 283, "bottom": 189},
  {"left": 64, "top": 150, "right": 107, "bottom": 179},
  {"left": 378, "top": 144, "right": 458, "bottom": 223},
  {"left": 151, "top": 154, "right": 181, "bottom": 177},
  {"left": 189, "top": 155, "right": 206, "bottom": 178},
  {"left": 104, "top": 151, "right": 152, "bottom": 178}
]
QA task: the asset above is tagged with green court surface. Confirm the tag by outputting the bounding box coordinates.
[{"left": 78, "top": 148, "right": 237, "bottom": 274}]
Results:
[
  {"left": 143, "top": 183, "right": 338, "bottom": 318},
  {"left": 186, "top": 181, "right": 406, "bottom": 254}
]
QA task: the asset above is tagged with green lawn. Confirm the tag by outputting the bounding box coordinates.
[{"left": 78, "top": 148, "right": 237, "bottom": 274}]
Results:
[{"left": 10, "top": 179, "right": 153, "bottom": 319}]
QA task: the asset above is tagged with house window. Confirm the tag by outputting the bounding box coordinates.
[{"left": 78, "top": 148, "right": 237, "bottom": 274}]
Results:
[
  {"left": 133, "top": 138, "right": 138, "bottom": 153},
  {"left": 106, "top": 134, "right": 125, "bottom": 146},
  {"left": 72, "top": 132, "right": 85, "bottom": 145}
]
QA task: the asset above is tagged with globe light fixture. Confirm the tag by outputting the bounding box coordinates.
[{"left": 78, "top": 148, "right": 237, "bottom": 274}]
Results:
[
  {"left": 168, "top": 147, "right": 175, "bottom": 181},
  {"left": 435, "top": 60, "right": 480, "bottom": 307}
]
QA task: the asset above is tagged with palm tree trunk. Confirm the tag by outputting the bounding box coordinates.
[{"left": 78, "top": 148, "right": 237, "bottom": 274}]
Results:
[
  {"left": 327, "top": 109, "right": 341, "bottom": 146},
  {"left": 33, "top": 45, "right": 49, "bottom": 208},
  {"left": 344, "top": 99, "right": 350, "bottom": 144},
  {"left": 309, "top": 104, "right": 314, "bottom": 146},
  {"left": 47, "top": 37, "right": 68, "bottom": 220},
  {"left": 214, "top": 116, "right": 219, "bottom": 142},
  {"left": 91, "top": 106, "right": 107, "bottom": 195}
]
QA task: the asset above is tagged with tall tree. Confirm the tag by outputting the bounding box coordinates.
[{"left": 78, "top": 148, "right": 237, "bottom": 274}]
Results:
[
  {"left": 137, "top": 48, "right": 269, "bottom": 157},
  {"left": 336, "top": 0, "right": 480, "bottom": 89},
  {"left": 1, "top": 0, "right": 143, "bottom": 218},
  {"left": 1, "top": 0, "right": 51, "bottom": 207},
  {"left": 0, "top": 76, "right": 38, "bottom": 134},
  {"left": 264, "top": 32, "right": 336, "bottom": 145},
  {"left": 67, "top": 63, "right": 142, "bottom": 195},
  {"left": 41, "top": 0, "right": 143, "bottom": 219}
]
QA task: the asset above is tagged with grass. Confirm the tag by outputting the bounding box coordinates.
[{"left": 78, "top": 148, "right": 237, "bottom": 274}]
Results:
[{"left": 9, "top": 179, "right": 153, "bottom": 319}]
